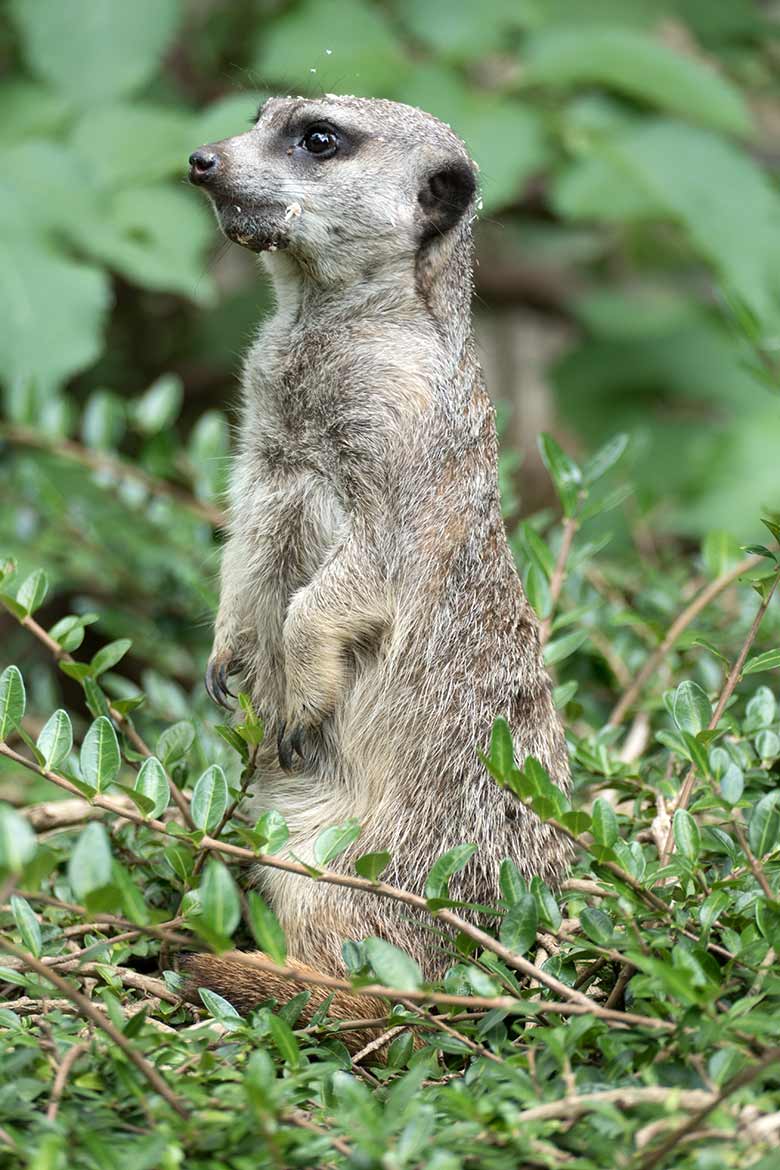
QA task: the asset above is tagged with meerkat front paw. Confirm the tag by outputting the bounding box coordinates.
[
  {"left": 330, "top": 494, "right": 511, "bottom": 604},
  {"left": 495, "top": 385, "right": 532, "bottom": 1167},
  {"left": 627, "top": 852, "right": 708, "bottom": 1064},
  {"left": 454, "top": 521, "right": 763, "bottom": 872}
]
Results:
[{"left": 205, "top": 649, "right": 237, "bottom": 708}]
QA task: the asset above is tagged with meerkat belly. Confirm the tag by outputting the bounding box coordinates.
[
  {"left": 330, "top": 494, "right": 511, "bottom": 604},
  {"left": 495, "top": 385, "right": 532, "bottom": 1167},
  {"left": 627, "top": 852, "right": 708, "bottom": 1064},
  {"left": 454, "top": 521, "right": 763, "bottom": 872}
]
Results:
[{"left": 240, "top": 473, "right": 348, "bottom": 700}]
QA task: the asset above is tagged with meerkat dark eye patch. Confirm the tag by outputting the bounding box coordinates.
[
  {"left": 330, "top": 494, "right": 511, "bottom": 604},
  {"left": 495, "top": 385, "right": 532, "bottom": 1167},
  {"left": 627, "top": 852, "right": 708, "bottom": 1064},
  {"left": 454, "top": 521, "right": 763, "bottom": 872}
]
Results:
[{"left": 419, "top": 161, "right": 477, "bottom": 236}]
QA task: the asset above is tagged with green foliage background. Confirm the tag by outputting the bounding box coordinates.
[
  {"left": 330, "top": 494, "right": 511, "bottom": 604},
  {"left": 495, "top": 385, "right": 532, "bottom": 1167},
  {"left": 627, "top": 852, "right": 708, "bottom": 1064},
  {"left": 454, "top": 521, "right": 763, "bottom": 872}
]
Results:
[{"left": 2, "top": 2, "right": 780, "bottom": 1168}]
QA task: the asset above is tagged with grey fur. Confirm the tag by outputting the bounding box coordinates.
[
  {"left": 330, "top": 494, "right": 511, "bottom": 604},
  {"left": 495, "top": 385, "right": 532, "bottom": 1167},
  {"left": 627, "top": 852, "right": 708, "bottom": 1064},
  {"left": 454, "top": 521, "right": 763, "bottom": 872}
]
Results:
[{"left": 191, "top": 95, "right": 571, "bottom": 995}]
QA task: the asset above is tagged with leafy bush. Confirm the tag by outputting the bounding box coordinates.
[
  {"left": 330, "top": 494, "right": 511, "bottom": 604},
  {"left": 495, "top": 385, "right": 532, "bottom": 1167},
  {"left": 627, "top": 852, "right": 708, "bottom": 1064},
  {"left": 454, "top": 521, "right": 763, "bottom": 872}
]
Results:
[
  {"left": 2, "top": 1, "right": 780, "bottom": 1167},
  {"left": 2, "top": 425, "right": 780, "bottom": 1168}
]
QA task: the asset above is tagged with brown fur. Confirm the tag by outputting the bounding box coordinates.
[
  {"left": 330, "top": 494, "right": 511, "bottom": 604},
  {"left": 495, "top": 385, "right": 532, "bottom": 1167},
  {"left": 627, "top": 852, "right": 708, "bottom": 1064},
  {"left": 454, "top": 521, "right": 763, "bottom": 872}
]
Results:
[{"left": 185, "top": 95, "right": 571, "bottom": 1036}]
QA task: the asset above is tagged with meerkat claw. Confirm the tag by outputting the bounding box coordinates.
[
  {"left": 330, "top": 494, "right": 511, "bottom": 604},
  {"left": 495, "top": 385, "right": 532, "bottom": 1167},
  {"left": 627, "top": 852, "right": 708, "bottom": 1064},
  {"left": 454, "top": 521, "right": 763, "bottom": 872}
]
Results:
[{"left": 205, "top": 658, "right": 235, "bottom": 708}]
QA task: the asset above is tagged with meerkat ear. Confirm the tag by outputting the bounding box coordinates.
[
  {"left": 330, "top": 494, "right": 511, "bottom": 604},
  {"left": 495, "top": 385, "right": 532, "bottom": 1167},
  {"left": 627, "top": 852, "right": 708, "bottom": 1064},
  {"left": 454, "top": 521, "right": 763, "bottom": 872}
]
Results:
[{"left": 419, "top": 160, "right": 477, "bottom": 237}]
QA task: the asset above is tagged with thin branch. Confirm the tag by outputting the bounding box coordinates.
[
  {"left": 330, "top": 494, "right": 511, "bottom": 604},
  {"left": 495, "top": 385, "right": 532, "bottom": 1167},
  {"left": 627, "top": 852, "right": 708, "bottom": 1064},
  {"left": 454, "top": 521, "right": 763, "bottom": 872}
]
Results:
[
  {"left": 660, "top": 569, "right": 779, "bottom": 864},
  {"left": 731, "top": 818, "right": 774, "bottom": 900},
  {"left": 401, "top": 998, "right": 506, "bottom": 1064},
  {"left": 207, "top": 949, "right": 673, "bottom": 1031},
  {"left": 0, "top": 422, "right": 226, "bottom": 528},
  {"left": 608, "top": 554, "right": 762, "bottom": 727},
  {"left": 516, "top": 1086, "right": 715, "bottom": 1125},
  {"left": 0, "top": 936, "right": 190, "bottom": 1118},
  {"left": 638, "top": 1044, "right": 780, "bottom": 1169},
  {"left": 46, "top": 1042, "right": 89, "bottom": 1122},
  {"left": 13, "top": 610, "right": 195, "bottom": 830},
  {"left": 539, "top": 516, "right": 579, "bottom": 647},
  {"left": 0, "top": 741, "right": 664, "bottom": 1026}
]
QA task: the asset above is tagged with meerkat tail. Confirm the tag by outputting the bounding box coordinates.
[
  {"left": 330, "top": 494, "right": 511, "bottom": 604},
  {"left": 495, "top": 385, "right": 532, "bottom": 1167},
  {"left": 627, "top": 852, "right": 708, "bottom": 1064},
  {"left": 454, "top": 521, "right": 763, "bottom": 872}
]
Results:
[{"left": 178, "top": 951, "right": 391, "bottom": 1053}]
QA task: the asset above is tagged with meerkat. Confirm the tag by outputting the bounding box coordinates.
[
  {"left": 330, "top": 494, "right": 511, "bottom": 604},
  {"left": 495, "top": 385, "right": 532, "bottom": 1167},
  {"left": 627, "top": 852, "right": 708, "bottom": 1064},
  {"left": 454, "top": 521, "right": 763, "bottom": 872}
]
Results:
[{"left": 182, "top": 95, "right": 571, "bottom": 1038}]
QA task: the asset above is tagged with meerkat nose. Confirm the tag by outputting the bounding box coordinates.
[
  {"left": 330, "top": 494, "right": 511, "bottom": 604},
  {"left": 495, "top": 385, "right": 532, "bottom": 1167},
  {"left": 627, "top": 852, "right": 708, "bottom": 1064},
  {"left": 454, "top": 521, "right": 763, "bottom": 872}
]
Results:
[{"left": 188, "top": 148, "right": 221, "bottom": 185}]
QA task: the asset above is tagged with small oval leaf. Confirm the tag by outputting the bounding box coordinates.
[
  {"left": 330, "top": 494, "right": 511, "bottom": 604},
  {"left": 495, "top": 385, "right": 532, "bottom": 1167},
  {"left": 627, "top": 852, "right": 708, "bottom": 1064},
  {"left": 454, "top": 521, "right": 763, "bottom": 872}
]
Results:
[
  {"left": 134, "top": 756, "right": 170, "bottom": 819},
  {"left": 191, "top": 765, "right": 228, "bottom": 832},
  {"left": 36, "top": 709, "right": 73, "bottom": 770}
]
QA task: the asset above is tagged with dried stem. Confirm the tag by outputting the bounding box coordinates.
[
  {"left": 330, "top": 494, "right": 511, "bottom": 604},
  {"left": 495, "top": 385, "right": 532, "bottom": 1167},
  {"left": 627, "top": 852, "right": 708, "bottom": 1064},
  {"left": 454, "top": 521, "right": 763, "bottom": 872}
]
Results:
[
  {"left": 0, "top": 741, "right": 670, "bottom": 1027},
  {"left": 209, "top": 949, "right": 672, "bottom": 1031},
  {"left": 46, "top": 1042, "right": 89, "bottom": 1122},
  {"left": 0, "top": 935, "right": 190, "bottom": 1118},
  {"left": 0, "top": 422, "right": 226, "bottom": 528},
  {"left": 12, "top": 610, "right": 195, "bottom": 829},
  {"left": 659, "top": 569, "right": 779, "bottom": 864},
  {"left": 539, "top": 516, "right": 579, "bottom": 647},
  {"left": 608, "top": 554, "right": 762, "bottom": 727},
  {"left": 638, "top": 1044, "right": 780, "bottom": 1169},
  {"left": 516, "top": 1086, "right": 715, "bottom": 1125}
]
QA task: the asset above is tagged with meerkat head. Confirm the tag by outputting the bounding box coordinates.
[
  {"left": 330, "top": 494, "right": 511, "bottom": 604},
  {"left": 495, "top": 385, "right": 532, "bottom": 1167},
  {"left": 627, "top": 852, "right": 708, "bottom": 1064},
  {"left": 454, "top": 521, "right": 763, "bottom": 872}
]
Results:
[{"left": 188, "top": 94, "right": 478, "bottom": 286}]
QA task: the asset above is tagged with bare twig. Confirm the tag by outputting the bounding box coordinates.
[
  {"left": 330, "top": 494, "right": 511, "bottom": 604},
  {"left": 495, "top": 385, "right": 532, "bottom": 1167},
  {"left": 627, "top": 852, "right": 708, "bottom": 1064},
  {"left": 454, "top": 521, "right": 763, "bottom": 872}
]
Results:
[
  {"left": 46, "top": 1042, "right": 89, "bottom": 1122},
  {"left": 12, "top": 612, "right": 196, "bottom": 830},
  {"left": 401, "top": 998, "right": 506, "bottom": 1064},
  {"left": 0, "top": 936, "right": 189, "bottom": 1118},
  {"left": 638, "top": 1044, "right": 780, "bottom": 1169},
  {"left": 516, "top": 1086, "right": 715, "bottom": 1125},
  {"left": 0, "top": 422, "right": 226, "bottom": 528},
  {"left": 608, "top": 554, "right": 763, "bottom": 727},
  {"left": 731, "top": 818, "right": 774, "bottom": 900},
  {"left": 539, "top": 516, "right": 579, "bottom": 647},
  {"left": 0, "top": 740, "right": 664, "bottom": 1026},
  {"left": 659, "top": 569, "right": 779, "bottom": 864},
  {"left": 210, "top": 950, "right": 672, "bottom": 1031}
]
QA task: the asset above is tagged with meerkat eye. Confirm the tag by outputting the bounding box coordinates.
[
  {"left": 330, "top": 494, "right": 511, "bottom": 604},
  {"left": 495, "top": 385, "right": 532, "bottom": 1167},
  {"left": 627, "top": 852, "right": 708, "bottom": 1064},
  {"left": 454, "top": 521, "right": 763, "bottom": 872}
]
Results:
[{"left": 299, "top": 124, "right": 339, "bottom": 158}]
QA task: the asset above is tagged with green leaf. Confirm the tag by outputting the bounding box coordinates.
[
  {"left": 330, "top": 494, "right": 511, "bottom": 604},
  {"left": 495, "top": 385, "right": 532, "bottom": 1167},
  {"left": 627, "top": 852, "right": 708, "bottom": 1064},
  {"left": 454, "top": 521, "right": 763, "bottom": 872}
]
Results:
[
  {"left": 580, "top": 907, "right": 614, "bottom": 947},
  {"left": 247, "top": 892, "right": 287, "bottom": 965},
  {"left": 253, "top": 0, "right": 409, "bottom": 97},
  {"left": 743, "top": 649, "right": 780, "bottom": 675},
  {"left": 9, "top": 0, "right": 182, "bottom": 107},
  {"left": 268, "top": 1013, "right": 301, "bottom": 1068},
  {"left": 68, "top": 822, "right": 112, "bottom": 900},
  {"left": 543, "top": 629, "right": 588, "bottom": 666},
  {"left": 719, "top": 763, "right": 744, "bottom": 805},
  {"left": 364, "top": 938, "right": 422, "bottom": 992},
  {"left": 537, "top": 433, "right": 582, "bottom": 517},
  {"left": 314, "top": 818, "right": 362, "bottom": 866},
  {"left": 672, "top": 681, "right": 712, "bottom": 735},
  {"left": 610, "top": 121, "right": 780, "bottom": 328},
  {"left": 499, "top": 894, "right": 538, "bottom": 954},
  {"left": 499, "top": 858, "right": 526, "bottom": 905},
  {"left": 90, "top": 639, "right": 132, "bottom": 678},
  {"left": 0, "top": 241, "right": 110, "bottom": 392},
  {"left": 524, "top": 27, "right": 750, "bottom": 136},
  {"left": 583, "top": 433, "right": 629, "bottom": 484},
  {"left": 749, "top": 792, "right": 780, "bottom": 857},
  {"left": 355, "top": 851, "right": 391, "bottom": 881},
  {"left": 134, "top": 756, "right": 170, "bottom": 820},
  {"left": 156, "top": 721, "right": 195, "bottom": 766},
  {"left": 10, "top": 894, "right": 41, "bottom": 957},
  {"left": 0, "top": 666, "right": 26, "bottom": 742},
  {"left": 487, "top": 717, "right": 515, "bottom": 783},
  {"left": 16, "top": 569, "right": 48, "bottom": 615},
  {"left": 198, "top": 859, "right": 240, "bottom": 938},
  {"left": 525, "top": 562, "right": 552, "bottom": 620},
  {"left": 79, "top": 717, "right": 120, "bottom": 792},
  {"left": 254, "top": 810, "right": 289, "bottom": 854},
  {"left": 673, "top": 808, "right": 701, "bottom": 861},
  {"left": 591, "top": 798, "right": 618, "bottom": 848},
  {"left": 191, "top": 765, "right": 228, "bottom": 832},
  {"left": 199, "top": 988, "right": 240, "bottom": 1020},
  {"left": 425, "top": 844, "right": 477, "bottom": 901},
  {"left": 36, "top": 709, "right": 73, "bottom": 770},
  {"left": 0, "top": 803, "right": 36, "bottom": 872},
  {"left": 745, "top": 687, "right": 777, "bottom": 732}
]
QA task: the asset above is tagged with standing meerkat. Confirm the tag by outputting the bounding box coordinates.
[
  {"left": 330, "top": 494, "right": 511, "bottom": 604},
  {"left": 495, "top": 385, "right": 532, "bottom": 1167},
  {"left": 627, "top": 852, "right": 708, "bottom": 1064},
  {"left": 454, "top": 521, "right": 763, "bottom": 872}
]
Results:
[{"left": 183, "top": 95, "right": 570, "bottom": 1032}]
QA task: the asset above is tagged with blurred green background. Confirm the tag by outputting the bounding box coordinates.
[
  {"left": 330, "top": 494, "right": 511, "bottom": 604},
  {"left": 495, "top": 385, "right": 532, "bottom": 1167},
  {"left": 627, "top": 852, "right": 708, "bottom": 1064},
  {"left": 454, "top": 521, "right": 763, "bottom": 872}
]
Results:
[{"left": 1, "top": 0, "right": 779, "bottom": 726}]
